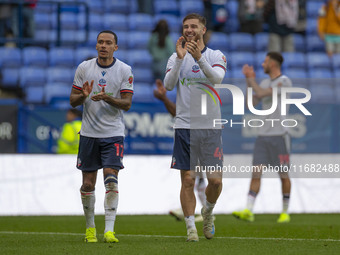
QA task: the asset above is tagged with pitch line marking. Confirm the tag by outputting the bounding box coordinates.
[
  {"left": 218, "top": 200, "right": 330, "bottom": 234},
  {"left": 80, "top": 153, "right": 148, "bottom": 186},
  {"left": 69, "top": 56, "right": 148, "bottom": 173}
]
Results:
[{"left": 0, "top": 231, "right": 339, "bottom": 242}]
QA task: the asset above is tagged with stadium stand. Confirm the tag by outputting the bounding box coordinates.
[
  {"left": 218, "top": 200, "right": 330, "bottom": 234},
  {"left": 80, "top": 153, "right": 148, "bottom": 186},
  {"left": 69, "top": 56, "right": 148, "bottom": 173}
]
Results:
[{"left": 0, "top": 0, "right": 337, "bottom": 106}]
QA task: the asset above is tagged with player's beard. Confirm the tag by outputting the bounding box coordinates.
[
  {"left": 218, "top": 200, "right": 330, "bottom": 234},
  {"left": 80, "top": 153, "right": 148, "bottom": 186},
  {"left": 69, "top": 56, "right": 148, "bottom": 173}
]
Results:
[{"left": 184, "top": 33, "right": 201, "bottom": 42}]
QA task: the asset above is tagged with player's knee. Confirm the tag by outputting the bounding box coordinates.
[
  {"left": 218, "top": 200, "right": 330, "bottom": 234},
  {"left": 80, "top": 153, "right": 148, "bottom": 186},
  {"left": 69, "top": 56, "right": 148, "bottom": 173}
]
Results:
[
  {"left": 81, "top": 182, "right": 95, "bottom": 192},
  {"left": 182, "top": 176, "right": 195, "bottom": 189},
  {"left": 208, "top": 178, "right": 222, "bottom": 189}
]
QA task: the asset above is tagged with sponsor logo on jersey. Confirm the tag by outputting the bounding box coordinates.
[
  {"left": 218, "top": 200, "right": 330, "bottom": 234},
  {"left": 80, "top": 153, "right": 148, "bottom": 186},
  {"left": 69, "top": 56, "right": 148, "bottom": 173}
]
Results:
[
  {"left": 98, "top": 78, "right": 106, "bottom": 87},
  {"left": 192, "top": 65, "right": 200, "bottom": 73}
]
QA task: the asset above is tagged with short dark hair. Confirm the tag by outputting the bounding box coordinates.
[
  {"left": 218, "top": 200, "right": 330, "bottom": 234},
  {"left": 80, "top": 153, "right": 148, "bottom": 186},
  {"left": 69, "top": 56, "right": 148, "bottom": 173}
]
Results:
[
  {"left": 266, "top": 52, "right": 284, "bottom": 66},
  {"left": 182, "top": 13, "right": 206, "bottom": 27},
  {"left": 97, "top": 30, "right": 118, "bottom": 44}
]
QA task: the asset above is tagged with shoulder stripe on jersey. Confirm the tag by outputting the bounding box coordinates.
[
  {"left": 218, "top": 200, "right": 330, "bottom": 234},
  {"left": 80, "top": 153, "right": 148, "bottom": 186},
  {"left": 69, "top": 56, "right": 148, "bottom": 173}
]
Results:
[
  {"left": 212, "top": 64, "right": 226, "bottom": 71},
  {"left": 120, "top": 89, "right": 134, "bottom": 94},
  {"left": 165, "top": 68, "right": 171, "bottom": 74},
  {"left": 72, "top": 85, "right": 82, "bottom": 90}
]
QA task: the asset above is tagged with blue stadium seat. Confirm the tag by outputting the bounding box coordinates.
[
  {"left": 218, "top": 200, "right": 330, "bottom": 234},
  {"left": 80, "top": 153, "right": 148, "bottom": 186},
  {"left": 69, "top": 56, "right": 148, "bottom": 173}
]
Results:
[
  {"left": 284, "top": 69, "right": 308, "bottom": 88},
  {"left": 60, "top": 12, "right": 79, "bottom": 30},
  {"left": 224, "top": 19, "right": 239, "bottom": 33},
  {"left": 132, "top": 83, "right": 154, "bottom": 102},
  {"left": 332, "top": 54, "right": 340, "bottom": 70},
  {"left": 104, "top": 14, "right": 129, "bottom": 31},
  {"left": 1, "top": 68, "right": 20, "bottom": 87},
  {"left": 128, "top": 32, "right": 151, "bottom": 49},
  {"left": 34, "top": 29, "right": 56, "bottom": 43},
  {"left": 133, "top": 68, "right": 154, "bottom": 83},
  {"left": 227, "top": 0, "right": 239, "bottom": 19},
  {"left": 75, "top": 47, "right": 97, "bottom": 65},
  {"left": 284, "top": 69, "right": 308, "bottom": 79},
  {"left": 105, "top": 0, "right": 137, "bottom": 14},
  {"left": 114, "top": 49, "right": 128, "bottom": 63},
  {"left": 306, "top": 18, "right": 318, "bottom": 35},
  {"left": 229, "top": 33, "right": 254, "bottom": 52},
  {"left": 49, "top": 47, "right": 75, "bottom": 67},
  {"left": 20, "top": 67, "right": 47, "bottom": 87},
  {"left": 307, "top": 53, "right": 331, "bottom": 69},
  {"left": 82, "top": 30, "right": 98, "bottom": 47},
  {"left": 308, "top": 69, "right": 334, "bottom": 79},
  {"left": 306, "top": 35, "right": 325, "bottom": 52},
  {"left": 254, "top": 33, "right": 269, "bottom": 52},
  {"left": 25, "top": 86, "right": 45, "bottom": 104},
  {"left": 180, "top": 0, "right": 204, "bottom": 17},
  {"left": 44, "top": 82, "right": 71, "bottom": 104},
  {"left": 306, "top": 1, "right": 323, "bottom": 18},
  {"left": 207, "top": 32, "right": 229, "bottom": 51},
  {"left": 154, "top": 14, "right": 181, "bottom": 33},
  {"left": 282, "top": 52, "right": 306, "bottom": 70},
  {"left": 89, "top": 13, "right": 104, "bottom": 31},
  {"left": 127, "top": 50, "right": 152, "bottom": 69},
  {"left": 35, "top": 2, "right": 55, "bottom": 13},
  {"left": 115, "top": 31, "right": 128, "bottom": 50},
  {"left": 60, "top": 30, "right": 78, "bottom": 45},
  {"left": 293, "top": 34, "right": 306, "bottom": 52},
  {"left": 22, "top": 47, "right": 48, "bottom": 67},
  {"left": 0, "top": 47, "right": 22, "bottom": 68},
  {"left": 47, "top": 67, "right": 74, "bottom": 84},
  {"left": 85, "top": 0, "right": 104, "bottom": 14},
  {"left": 128, "top": 13, "right": 154, "bottom": 31},
  {"left": 170, "top": 32, "right": 181, "bottom": 45},
  {"left": 34, "top": 13, "right": 52, "bottom": 30},
  {"left": 154, "top": 0, "right": 180, "bottom": 16},
  {"left": 229, "top": 52, "right": 254, "bottom": 70}
]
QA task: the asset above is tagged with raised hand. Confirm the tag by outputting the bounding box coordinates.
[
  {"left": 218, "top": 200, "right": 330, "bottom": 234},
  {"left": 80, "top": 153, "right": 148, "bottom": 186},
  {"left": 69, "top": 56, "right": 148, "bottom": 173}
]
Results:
[
  {"left": 153, "top": 79, "right": 167, "bottom": 101},
  {"left": 176, "top": 36, "right": 187, "bottom": 59},
  {"left": 82, "top": 80, "right": 94, "bottom": 97},
  {"left": 186, "top": 40, "right": 201, "bottom": 61},
  {"left": 242, "top": 64, "right": 256, "bottom": 78}
]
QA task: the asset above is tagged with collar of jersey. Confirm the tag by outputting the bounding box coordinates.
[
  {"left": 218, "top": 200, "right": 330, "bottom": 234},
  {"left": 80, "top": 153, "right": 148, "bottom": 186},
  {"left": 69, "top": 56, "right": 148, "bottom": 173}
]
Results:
[{"left": 96, "top": 57, "right": 116, "bottom": 68}]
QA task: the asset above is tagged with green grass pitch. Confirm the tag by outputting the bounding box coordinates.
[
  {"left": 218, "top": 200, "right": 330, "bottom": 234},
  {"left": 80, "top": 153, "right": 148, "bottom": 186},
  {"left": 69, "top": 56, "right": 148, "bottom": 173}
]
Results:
[{"left": 0, "top": 214, "right": 340, "bottom": 255}]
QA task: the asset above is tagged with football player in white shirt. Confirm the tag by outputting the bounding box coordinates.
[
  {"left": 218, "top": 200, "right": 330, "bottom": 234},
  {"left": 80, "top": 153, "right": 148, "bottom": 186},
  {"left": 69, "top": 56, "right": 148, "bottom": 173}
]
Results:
[
  {"left": 233, "top": 52, "right": 292, "bottom": 224},
  {"left": 70, "top": 30, "right": 134, "bottom": 243},
  {"left": 164, "top": 13, "right": 227, "bottom": 242}
]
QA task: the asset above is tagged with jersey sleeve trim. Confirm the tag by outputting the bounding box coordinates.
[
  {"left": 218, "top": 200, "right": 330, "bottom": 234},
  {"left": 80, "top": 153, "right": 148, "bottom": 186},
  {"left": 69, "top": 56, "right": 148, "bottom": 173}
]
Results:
[
  {"left": 212, "top": 64, "right": 226, "bottom": 71},
  {"left": 72, "top": 84, "right": 82, "bottom": 91},
  {"left": 120, "top": 89, "right": 134, "bottom": 94}
]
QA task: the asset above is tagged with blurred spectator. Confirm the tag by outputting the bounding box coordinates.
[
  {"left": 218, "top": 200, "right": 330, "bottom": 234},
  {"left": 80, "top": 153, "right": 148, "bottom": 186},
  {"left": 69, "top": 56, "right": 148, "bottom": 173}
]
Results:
[
  {"left": 263, "top": 0, "right": 299, "bottom": 52},
  {"left": 318, "top": 0, "right": 340, "bottom": 57},
  {"left": 147, "top": 19, "right": 175, "bottom": 80},
  {"left": 238, "top": 0, "right": 265, "bottom": 35},
  {"left": 295, "top": 0, "right": 307, "bottom": 35},
  {"left": 0, "top": 4, "right": 12, "bottom": 39},
  {"left": 138, "top": 0, "right": 153, "bottom": 14},
  {"left": 204, "top": 0, "right": 227, "bottom": 32},
  {"left": 56, "top": 108, "right": 82, "bottom": 154},
  {"left": 11, "top": 0, "right": 37, "bottom": 39}
]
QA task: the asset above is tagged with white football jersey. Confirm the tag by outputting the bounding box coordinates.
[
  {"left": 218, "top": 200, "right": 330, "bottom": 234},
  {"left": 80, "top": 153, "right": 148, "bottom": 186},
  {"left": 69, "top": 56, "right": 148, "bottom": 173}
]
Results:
[
  {"left": 258, "top": 74, "right": 292, "bottom": 136},
  {"left": 73, "top": 58, "right": 134, "bottom": 138},
  {"left": 165, "top": 47, "right": 227, "bottom": 129}
]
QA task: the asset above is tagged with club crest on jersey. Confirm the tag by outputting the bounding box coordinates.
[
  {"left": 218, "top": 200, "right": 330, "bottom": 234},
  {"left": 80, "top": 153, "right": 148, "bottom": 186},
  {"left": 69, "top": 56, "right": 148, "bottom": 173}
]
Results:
[
  {"left": 192, "top": 65, "right": 200, "bottom": 73},
  {"left": 101, "top": 71, "right": 106, "bottom": 76},
  {"left": 98, "top": 78, "right": 106, "bottom": 87}
]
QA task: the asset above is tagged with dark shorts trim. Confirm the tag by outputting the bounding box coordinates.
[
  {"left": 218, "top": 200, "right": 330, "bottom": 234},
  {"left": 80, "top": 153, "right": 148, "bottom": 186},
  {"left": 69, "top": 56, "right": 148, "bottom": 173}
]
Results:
[
  {"left": 171, "top": 129, "right": 223, "bottom": 170},
  {"left": 77, "top": 135, "right": 124, "bottom": 171},
  {"left": 252, "top": 134, "right": 290, "bottom": 167}
]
